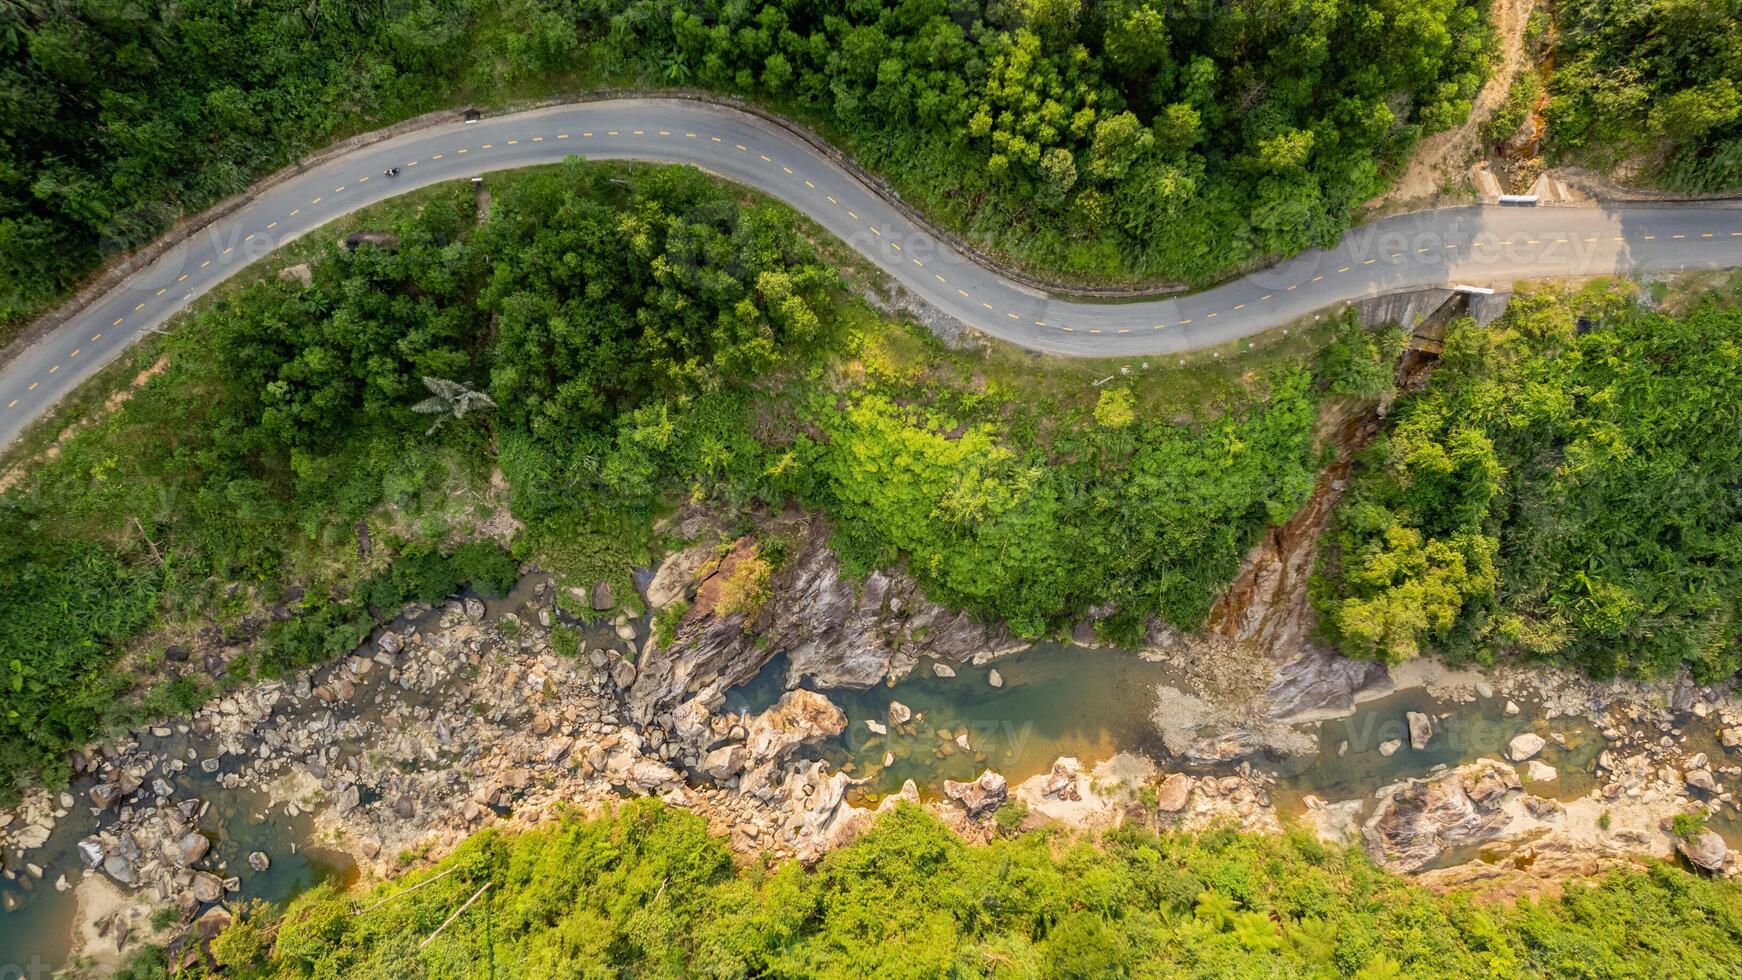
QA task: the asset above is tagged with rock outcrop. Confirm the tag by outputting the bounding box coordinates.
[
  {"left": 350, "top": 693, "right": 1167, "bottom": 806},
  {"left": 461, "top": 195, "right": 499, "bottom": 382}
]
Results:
[
  {"left": 943, "top": 770, "right": 1008, "bottom": 818},
  {"left": 1364, "top": 760, "right": 1523, "bottom": 872},
  {"left": 628, "top": 516, "right": 1023, "bottom": 724}
]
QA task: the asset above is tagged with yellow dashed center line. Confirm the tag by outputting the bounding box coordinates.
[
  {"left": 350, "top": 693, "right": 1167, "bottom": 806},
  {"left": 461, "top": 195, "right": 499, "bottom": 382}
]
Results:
[
  {"left": 1364, "top": 258, "right": 1376, "bottom": 265},
  {"left": 783, "top": 166, "right": 793, "bottom": 175},
  {"left": 155, "top": 288, "right": 165, "bottom": 296},
  {"left": 804, "top": 180, "right": 814, "bottom": 188},
  {"left": 70, "top": 348, "right": 79, "bottom": 357},
  {"left": 934, "top": 274, "right": 946, "bottom": 283},
  {"left": 1337, "top": 267, "right": 1349, "bottom": 273},
  {"left": 178, "top": 274, "right": 188, "bottom": 282},
  {"left": 113, "top": 318, "right": 123, "bottom": 326},
  {"left": 91, "top": 334, "right": 101, "bottom": 342},
  {"left": 289, "top": 209, "right": 299, "bottom": 217},
  {"left": 48, "top": 365, "right": 58, "bottom": 374},
  {"left": 1233, "top": 304, "right": 1245, "bottom": 310},
  {"left": 134, "top": 302, "right": 145, "bottom": 311},
  {"left": 890, "top": 243, "right": 901, "bottom": 252},
  {"left": 957, "top": 289, "right": 968, "bottom": 297},
  {"left": 1007, "top": 313, "right": 1019, "bottom": 319},
  {"left": 27, "top": 383, "right": 37, "bottom": 391},
  {"left": 267, "top": 222, "right": 277, "bottom": 230},
  {"left": 482, "top": 143, "right": 493, "bottom": 149},
  {"left": 1311, "top": 275, "right": 1323, "bottom": 282},
  {"left": 710, "top": 136, "right": 721, "bottom": 142},
  {"left": 869, "top": 227, "right": 880, "bottom": 236},
  {"left": 310, "top": 197, "right": 321, "bottom": 204},
  {"left": 1206, "top": 312, "right": 1218, "bottom": 318},
  {"left": 506, "top": 139, "right": 518, "bottom": 145}
]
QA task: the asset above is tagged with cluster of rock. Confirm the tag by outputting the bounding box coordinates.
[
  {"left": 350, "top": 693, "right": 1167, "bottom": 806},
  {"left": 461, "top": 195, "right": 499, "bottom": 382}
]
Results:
[{"left": 0, "top": 550, "right": 1053, "bottom": 964}]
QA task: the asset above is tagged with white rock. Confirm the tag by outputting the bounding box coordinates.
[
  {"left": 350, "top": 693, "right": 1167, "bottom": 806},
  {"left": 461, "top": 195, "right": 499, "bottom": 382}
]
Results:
[
  {"left": 1525, "top": 760, "right": 1558, "bottom": 782},
  {"left": 1508, "top": 733, "right": 1546, "bottom": 762}
]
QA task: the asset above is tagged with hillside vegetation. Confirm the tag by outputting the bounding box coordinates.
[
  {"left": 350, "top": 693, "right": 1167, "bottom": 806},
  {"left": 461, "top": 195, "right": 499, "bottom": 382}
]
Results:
[
  {"left": 1315, "top": 282, "right": 1742, "bottom": 680},
  {"left": 124, "top": 799, "right": 1742, "bottom": 978},
  {"left": 1547, "top": 0, "right": 1742, "bottom": 191},
  {"left": 0, "top": 161, "right": 1339, "bottom": 795},
  {"left": 0, "top": 0, "right": 1493, "bottom": 332}
]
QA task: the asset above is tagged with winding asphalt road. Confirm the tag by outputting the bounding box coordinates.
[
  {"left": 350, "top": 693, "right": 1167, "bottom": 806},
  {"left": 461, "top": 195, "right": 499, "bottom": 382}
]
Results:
[{"left": 4, "top": 98, "right": 1742, "bottom": 447}]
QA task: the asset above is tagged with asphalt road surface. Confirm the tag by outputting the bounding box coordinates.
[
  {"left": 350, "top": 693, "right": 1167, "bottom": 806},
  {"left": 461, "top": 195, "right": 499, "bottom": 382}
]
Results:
[{"left": 5, "top": 98, "right": 1742, "bottom": 447}]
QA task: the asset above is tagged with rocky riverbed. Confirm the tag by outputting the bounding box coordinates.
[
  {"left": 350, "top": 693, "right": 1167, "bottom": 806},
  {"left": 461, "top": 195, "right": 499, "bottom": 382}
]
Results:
[{"left": 4, "top": 514, "right": 1740, "bottom": 971}]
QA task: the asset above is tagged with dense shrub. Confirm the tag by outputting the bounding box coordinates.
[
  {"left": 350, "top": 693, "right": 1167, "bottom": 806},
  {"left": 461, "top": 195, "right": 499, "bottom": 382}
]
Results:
[
  {"left": 1317, "top": 285, "right": 1742, "bottom": 678},
  {"left": 198, "top": 801, "right": 1742, "bottom": 978},
  {"left": 1547, "top": 0, "right": 1742, "bottom": 191}
]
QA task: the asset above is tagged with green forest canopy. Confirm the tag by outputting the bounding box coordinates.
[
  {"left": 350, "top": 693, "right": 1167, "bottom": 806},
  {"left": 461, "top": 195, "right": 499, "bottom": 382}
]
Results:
[
  {"left": 159, "top": 799, "right": 1742, "bottom": 979},
  {"left": 1315, "top": 283, "right": 1742, "bottom": 681},
  {"left": 1547, "top": 0, "right": 1742, "bottom": 192},
  {"left": 0, "top": 0, "right": 1493, "bottom": 330}
]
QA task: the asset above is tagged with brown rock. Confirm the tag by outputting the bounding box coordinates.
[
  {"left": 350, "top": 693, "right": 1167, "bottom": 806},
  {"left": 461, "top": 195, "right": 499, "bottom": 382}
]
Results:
[{"left": 1156, "top": 773, "right": 1193, "bottom": 813}]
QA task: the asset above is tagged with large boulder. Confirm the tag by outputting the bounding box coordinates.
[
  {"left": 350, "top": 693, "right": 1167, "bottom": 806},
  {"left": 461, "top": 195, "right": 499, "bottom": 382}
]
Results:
[
  {"left": 700, "top": 744, "right": 748, "bottom": 781},
  {"left": 1155, "top": 773, "right": 1193, "bottom": 813},
  {"left": 172, "top": 832, "right": 210, "bottom": 868},
  {"left": 1507, "top": 733, "right": 1546, "bottom": 762},
  {"left": 1406, "top": 711, "right": 1434, "bottom": 751},
  {"left": 744, "top": 690, "right": 847, "bottom": 766},
  {"left": 1686, "top": 769, "right": 1720, "bottom": 794},
  {"left": 944, "top": 770, "right": 1008, "bottom": 818},
  {"left": 1363, "top": 761, "right": 1521, "bottom": 872},
  {"left": 590, "top": 581, "right": 614, "bottom": 611},
  {"left": 190, "top": 872, "right": 224, "bottom": 904},
  {"left": 620, "top": 758, "right": 682, "bottom": 794},
  {"left": 1680, "top": 830, "right": 1730, "bottom": 873}
]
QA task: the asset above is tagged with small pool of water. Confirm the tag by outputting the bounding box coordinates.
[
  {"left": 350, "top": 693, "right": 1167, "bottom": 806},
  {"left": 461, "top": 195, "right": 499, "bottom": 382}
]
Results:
[
  {"left": 782, "top": 644, "right": 1186, "bottom": 801},
  {"left": 0, "top": 751, "right": 355, "bottom": 970},
  {"left": 1268, "top": 686, "right": 1604, "bottom": 813}
]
